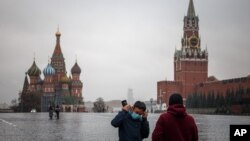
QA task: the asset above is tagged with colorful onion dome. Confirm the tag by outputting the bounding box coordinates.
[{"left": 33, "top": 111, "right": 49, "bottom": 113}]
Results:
[
  {"left": 27, "top": 61, "right": 41, "bottom": 76},
  {"left": 43, "top": 63, "right": 55, "bottom": 76},
  {"left": 61, "top": 74, "right": 70, "bottom": 83},
  {"left": 71, "top": 62, "right": 81, "bottom": 74}
]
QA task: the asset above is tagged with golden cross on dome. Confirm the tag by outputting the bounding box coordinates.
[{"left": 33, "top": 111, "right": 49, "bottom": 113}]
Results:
[
  {"left": 33, "top": 52, "right": 36, "bottom": 61},
  {"left": 56, "top": 25, "right": 61, "bottom": 36}
]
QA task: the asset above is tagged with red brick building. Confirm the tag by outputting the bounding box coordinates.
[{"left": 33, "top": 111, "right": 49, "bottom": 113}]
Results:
[
  {"left": 195, "top": 76, "right": 250, "bottom": 97},
  {"left": 157, "top": 0, "right": 250, "bottom": 106}
]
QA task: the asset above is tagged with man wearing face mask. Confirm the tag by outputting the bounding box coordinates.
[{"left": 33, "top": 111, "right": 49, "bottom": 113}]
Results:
[{"left": 111, "top": 101, "right": 149, "bottom": 141}]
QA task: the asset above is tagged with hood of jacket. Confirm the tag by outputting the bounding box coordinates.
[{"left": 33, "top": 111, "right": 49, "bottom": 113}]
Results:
[{"left": 167, "top": 104, "right": 187, "bottom": 117}]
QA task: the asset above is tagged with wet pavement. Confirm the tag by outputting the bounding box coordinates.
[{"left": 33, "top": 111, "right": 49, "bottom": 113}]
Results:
[{"left": 0, "top": 113, "right": 250, "bottom": 141}]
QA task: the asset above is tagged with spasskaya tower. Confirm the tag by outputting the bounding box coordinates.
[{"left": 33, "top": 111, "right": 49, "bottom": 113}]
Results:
[{"left": 157, "top": 0, "right": 208, "bottom": 105}]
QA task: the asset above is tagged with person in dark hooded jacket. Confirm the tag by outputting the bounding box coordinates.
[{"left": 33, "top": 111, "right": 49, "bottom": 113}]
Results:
[
  {"left": 152, "top": 93, "right": 198, "bottom": 141},
  {"left": 111, "top": 101, "right": 150, "bottom": 141}
]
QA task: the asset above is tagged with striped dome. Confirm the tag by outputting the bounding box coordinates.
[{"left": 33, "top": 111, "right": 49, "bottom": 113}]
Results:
[
  {"left": 43, "top": 64, "right": 55, "bottom": 76},
  {"left": 27, "top": 61, "right": 41, "bottom": 76}
]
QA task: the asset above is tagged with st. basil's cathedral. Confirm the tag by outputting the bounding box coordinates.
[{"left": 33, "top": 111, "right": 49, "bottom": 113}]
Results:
[{"left": 21, "top": 29, "right": 84, "bottom": 112}]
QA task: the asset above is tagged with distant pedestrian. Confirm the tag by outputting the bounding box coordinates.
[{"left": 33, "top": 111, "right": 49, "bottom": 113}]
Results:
[
  {"left": 111, "top": 101, "right": 149, "bottom": 141},
  {"left": 55, "top": 105, "right": 60, "bottom": 119},
  {"left": 49, "top": 105, "right": 54, "bottom": 119},
  {"left": 152, "top": 93, "right": 198, "bottom": 141}
]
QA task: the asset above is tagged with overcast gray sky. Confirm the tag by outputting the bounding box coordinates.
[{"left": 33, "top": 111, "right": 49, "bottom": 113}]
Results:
[{"left": 0, "top": 0, "right": 250, "bottom": 104}]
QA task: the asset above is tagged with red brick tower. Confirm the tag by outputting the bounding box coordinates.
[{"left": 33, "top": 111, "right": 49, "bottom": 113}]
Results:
[
  {"left": 174, "top": 0, "right": 208, "bottom": 100},
  {"left": 157, "top": 0, "right": 208, "bottom": 106},
  {"left": 51, "top": 28, "right": 66, "bottom": 83}
]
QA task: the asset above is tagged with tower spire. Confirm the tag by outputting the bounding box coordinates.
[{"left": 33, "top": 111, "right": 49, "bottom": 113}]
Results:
[
  {"left": 53, "top": 27, "right": 63, "bottom": 57},
  {"left": 51, "top": 28, "right": 66, "bottom": 75},
  {"left": 56, "top": 25, "right": 61, "bottom": 36},
  {"left": 22, "top": 72, "right": 29, "bottom": 94},
  {"left": 33, "top": 52, "right": 36, "bottom": 62},
  {"left": 48, "top": 56, "right": 50, "bottom": 64},
  {"left": 187, "top": 0, "right": 196, "bottom": 17}
]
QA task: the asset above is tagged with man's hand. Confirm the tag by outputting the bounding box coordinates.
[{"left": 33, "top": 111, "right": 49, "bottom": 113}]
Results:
[
  {"left": 122, "top": 105, "right": 131, "bottom": 112},
  {"left": 142, "top": 112, "right": 148, "bottom": 118}
]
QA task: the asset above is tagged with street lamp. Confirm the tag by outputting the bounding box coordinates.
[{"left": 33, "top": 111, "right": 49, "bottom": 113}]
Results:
[
  {"left": 159, "top": 89, "right": 162, "bottom": 111},
  {"left": 162, "top": 91, "right": 166, "bottom": 110},
  {"left": 150, "top": 98, "right": 153, "bottom": 113},
  {"left": 159, "top": 89, "right": 166, "bottom": 111}
]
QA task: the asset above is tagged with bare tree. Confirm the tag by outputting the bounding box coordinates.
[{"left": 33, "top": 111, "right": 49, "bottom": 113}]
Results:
[
  {"left": 93, "top": 97, "right": 106, "bottom": 112},
  {"left": 10, "top": 99, "right": 19, "bottom": 112}
]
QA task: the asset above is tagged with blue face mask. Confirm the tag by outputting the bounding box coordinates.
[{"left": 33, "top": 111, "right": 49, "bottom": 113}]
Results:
[{"left": 130, "top": 112, "right": 142, "bottom": 120}]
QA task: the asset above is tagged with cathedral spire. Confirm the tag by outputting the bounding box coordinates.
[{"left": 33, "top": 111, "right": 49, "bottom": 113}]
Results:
[
  {"left": 22, "top": 72, "right": 29, "bottom": 94},
  {"left": 56, "top": 26, "right": 61, "bottom": 36},
  {"left": 51, "top": 28, "right": 66, "bottom": 75},
  {"left": 187, "top": 0, "right": 196, "bottom": 17},
  {"left": 53, "top": 27, "right": 63, "bottom": 57}
]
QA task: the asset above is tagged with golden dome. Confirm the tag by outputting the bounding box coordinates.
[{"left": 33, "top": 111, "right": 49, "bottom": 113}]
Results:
[
  {"left": 55, "top": 31, "right": 61, "bottom": 36},
  {"left": 61, "top": 74, "right": 70, "bottom": 83}
]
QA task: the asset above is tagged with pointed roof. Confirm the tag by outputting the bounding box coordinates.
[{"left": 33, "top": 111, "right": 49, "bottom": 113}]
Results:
[
  {"left": 187, "top": 0, "right": 196, "bottom": 17},
  {"left": 52, "top": 28, "right": 64, "bottom": 58},
  {"left": 22, "top": 73, "right": 29, "bottom": 94}
]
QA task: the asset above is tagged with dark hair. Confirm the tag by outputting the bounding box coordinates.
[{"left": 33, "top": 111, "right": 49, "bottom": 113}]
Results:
[
  {"left": 133, "top": 101, "right": 146, "bottom": 111},
  {"left": 169, "top": 93, "right": 183, "bottom": 105}
]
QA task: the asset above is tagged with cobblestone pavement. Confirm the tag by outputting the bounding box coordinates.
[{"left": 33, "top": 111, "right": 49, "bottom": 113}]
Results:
[{"left": 0, "top": 113, "right": 250, "bottom": 141}]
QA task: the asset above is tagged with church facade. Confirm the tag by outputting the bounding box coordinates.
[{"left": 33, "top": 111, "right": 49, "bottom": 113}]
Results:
[
  {"left": 157, "top": 0, "right": 250, "bottom": 110},
  {"left": 21, "top": 29, "right": 84, "bottom": 112}
]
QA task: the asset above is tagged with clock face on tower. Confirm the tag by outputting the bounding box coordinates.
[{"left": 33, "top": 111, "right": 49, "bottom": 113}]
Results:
[{"left": 189, "top": 37, "right": 198, "bottom": 48}]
